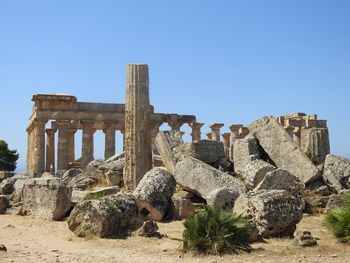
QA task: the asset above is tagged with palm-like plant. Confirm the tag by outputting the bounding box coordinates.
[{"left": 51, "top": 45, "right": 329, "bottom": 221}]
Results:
[
  {"left": 323, "top": 192, "right": 350, "bottom": 242},
  {"left": 179, "top": 205, "right": 251, "bottom": 255}
]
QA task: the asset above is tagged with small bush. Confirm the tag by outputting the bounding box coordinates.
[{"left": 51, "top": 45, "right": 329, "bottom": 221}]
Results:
[
  {"left": 177, "top": 205, "right": 251, "bottom": 255},
  {"left": 83, "top": 192, "right": 105, "bottom": 201},
  {"left": 323, "top": 192, "right": 350, "bottom": 242}
]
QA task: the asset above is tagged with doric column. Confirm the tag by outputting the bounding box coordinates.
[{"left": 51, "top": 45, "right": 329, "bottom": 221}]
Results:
[
  {"left": 67, "top": 129, "right": 76, "bottom": 163},
  {"left": 103, "top": 122, "right": 116, "bottom": 160},
  {"left": 229, "top": 124, "right": 243, "bottom": 161},
  {"left": 209, "top": 123, "right": 224, "bottom": 141},
  {"left": 222, "top": 132, "right": 231, "bottom": 157},
  {"left": 31, "top": 119, "right": 47, "bottom": 174},
  {"left": 293, "top": 127, "right": 302, "bottom": 147},
  {"left": 57, "top": 120, "right": 70, "bottom": 170},
  {"left": 189, "top": 122, "right": 204, "bottom": 141},
  {"left": 26, "top": 124, "right": 34, "bottom": 171},
  {"left": 205, "top": 132, "right": 213, "bottom": 140},
  {"left": 124, "top": 64, "right": 152, "bottom": 191},
  {"left": 168, "top": 122, "right": 183, "bottom": 132},
  {"left": 120, "top": 128, "right": 125, "bottom": 152},
  {"left": 285, "top": 126, "right": 294, "bottom": 138},
  {"left": 45, "top": 128, "right": 56, "bottom": 172},
  {"left": 81, "top": 120, "right": 96, "bottom": 168}
]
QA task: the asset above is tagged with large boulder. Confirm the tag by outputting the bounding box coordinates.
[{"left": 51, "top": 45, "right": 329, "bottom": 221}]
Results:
[
  {"left": 253, "top": 169, "right": 303, "bottom": 192},
  {"left": 174, "top": 140, "right": 227, "bottom": 167},
  {"left": 248, "top": 116, "right": 320, "bottom": 184},
  {"left": 174, "top": 156, "right": 246, "bottom": 209},
  {"left": 241, "top": 159, "right": 276, "bottom": 187},
  {"left": 234, "top": 190, "right": 304, "bottom": 240},
  {"left": 134, "top": 167, "right": 176, "bottom": 221},
  {"left": 232, "top": 138, "right": 261, "bottom": 174},
  {"left": 322, "top": 154, "right": 350, "bottom": 193},
  {"left": 301, "top": 127, "right": 330, "bottom": 164},
  {"left": 21, "top": 178, "right": 72, "bottom": 220}
]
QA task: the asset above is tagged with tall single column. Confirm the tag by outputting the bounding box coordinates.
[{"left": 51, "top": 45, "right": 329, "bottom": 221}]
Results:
[
  {"left": 229, "top": 124, "right": 243, "bottom": 161},
  {"left": 57, "top": 120, "right": 70, "bottom": 170},
  {"left": 222, "top": 132, "right": 231, "bottom": 157},
  {"left": 209, "top": 123, "right": 224, "bottom": 142},
  {"left": 26, "top": 125, "right": 33, "bottom": 171},
  {"left": 67, "top": 129, "right": 76, "bottom": 163},
  {"left": 32, "top": 119, "right": 47, "bottom": 174},
  {"left": 189, "top": 122, "right": 204, "bottom": 141},
  {"left": 168, "top": 122, "right": 183, "bottom": 132},
  {"left": 103, "top": 122, "right": 116, "bottom": 160},
  {"left": 81, "top": 121, "right": 96, "bottom": 168},
  {"left": 45, "top": 128, "right": 56, "bottom": 172},
  {"left": 124, "top": 64, "right": 152, "bottom": 191}
]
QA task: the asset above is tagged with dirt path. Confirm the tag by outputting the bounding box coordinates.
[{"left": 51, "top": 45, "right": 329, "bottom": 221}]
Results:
[{"left": 0, "top": 214, "right": 349, "bottom": 263}]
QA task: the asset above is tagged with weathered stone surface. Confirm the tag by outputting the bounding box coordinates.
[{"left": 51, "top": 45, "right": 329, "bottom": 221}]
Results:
[
  {"left": 0, "top": 171, "right": 13, "bottom": 182},
  {"left": 323, "top": 154, "right": 350, "bottom": 193},
  {"left": 301, "top": 127, "right": 330, "bottom": 164},
  {"left": 253, "top": 169, "right": 303, "bottom": 192},
  {"left": 172, "top": 197, "right": 196, "bottom": 219},
  {"left": 0, "top": 195, "right": 10, "bottom": 214},
  {"left": 178, "top": 190, "right": 194, "bottom": 199},
  {"left": 232, "top": 138, "right": 261, "bottom": 174},
  {"left": 324, "top": 190, "right": 350, "bottom": 212},
  {"left": 61, "top": 168, "right": 83, "bottom": 185},
  {"left": 21, "top": 178, "right": 72, "bottom": 220},
  {"left": 233, "top": 190, "right": 304, "bottom": 240},
  {"left": 11, "top": 178, "right": 28, "bottom": 203},
  {"left": 155, "top": 130, "right": 183, "bottom": 173},
  {"left": 138, "top": 220, "right": 159, "bottom": 237},
  {"left": 105, "top": 158, "right": 124, "bottom": 186},
  {"left": 54, "top": 170, "right": 67, "bottom": 178},
  {"left": 67, "top": 199, "right": 119, "bottom": 237},
  {"left": 248, "top": 116, "right": 320, "bottom": 184},
  {"left": 105, "top": 152, "right": 124, "bottom": 163},
  {"left": 0, "top": 178, "right": 15, "bottom": 195},
  {"left": 133, "top": 167, "right": 176, "bottom": 221},
  {"left": 174, "top": 140, "right": 226, "bottom": 167},
  {"left": 206, "top": 188, "right": 241, "bottom": 210},
  {"left": 41, "top": 172, "right": 54, "bottom": 178},
  {"left": 68, "top": 174, "right": 96, "bottom": 190},
  {"left": 174, "top": 156, "right": 246, "bottom": 206},
  {"left": 241, "top": 159, "right": 276, "bottom": 187}
]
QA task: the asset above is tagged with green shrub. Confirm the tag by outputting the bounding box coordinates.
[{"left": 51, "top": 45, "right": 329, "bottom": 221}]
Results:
[
  {"left": 177, "top": 205, "right": 251, "bottom": 255},
  {"left": 323, "top": 192, "right": 350, "bottom": 242},
  {"left": 83, "top": 192, "right": 105, "bottom": 201}
]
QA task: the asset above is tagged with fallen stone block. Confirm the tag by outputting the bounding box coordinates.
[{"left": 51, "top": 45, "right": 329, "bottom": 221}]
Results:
[
  {"left": 323, "top": 154, "right": 350, "bottom": 193},
  {"left": 232, "top": 138, "right": 261, "bottom": 174},
  {"left": 21, "top": 178, "right": 72, "bottom": 220},
  {"left": 233, "top": 190, "right": 304, "bottom": 240},
  {"left": 134, "top": 167, "right": 176, "bottom": 221},
  {"left": 61, "top": 168, "right": 83, "bottom": 185},
  {"left": 172, "top": 197, "right": 196, "bottom": 219},
  {"left": 248, "top": 116, "right": 320, "bottom": 184},
  {"left": 241, "top": 159, "right": 276, "bottom": 187},
  {"left": 174, "top": 156, "right": 246, "bottom": 209}
]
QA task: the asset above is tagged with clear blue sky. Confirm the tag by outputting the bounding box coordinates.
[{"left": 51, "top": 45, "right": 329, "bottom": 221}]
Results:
[{"left": 1, "top": 0, "right": 349, "bottom": 171}]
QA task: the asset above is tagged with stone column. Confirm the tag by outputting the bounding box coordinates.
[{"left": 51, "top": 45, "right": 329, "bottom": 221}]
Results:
[
  {"left": 103, "top": 122, "right": 116, "bottom": 160},
  {"left": 222, "top": 132, "right": 231, "bottom": 157},
  {"left": 81, "top": 121, "right": 96, "bottom": 168},
  {"left": 45, "top": 128, "right": 56, "bottom": 172},
  {"left": 189, "top": 122, "right": 204, "bottom": 141},
  {"left": 168, "top": 122, "right": 183, "bottom": 132},
  {"left": 57, "top": 120, "right": 70, "bottom": 170},
  {"left": 31, "top": 119, "right": 47, "bottom": 174},
  {"left": 205, "top": 132, "right": 213, "bottom": 140},
  {"left": 293, "top": 127, "right": 302, "bottom": 147},
  {"left": 229, "top": 124, "right": 243, "bottom": 161},
  {"left": 124, "top": 64, "right": 152, "bottom": 191},
  {"left": 285, "top": 126, "right": 294, "bottom": 138},
  {"left": 120, "top": 128, "right": 125, "bottom": 152},
  {"left": 67, "top": 129, "right": 76, "bottom": 163},
  {"left": 209, "top": 123, "right": 224, "bottom": 141},
  {"left": 26, "top": 125, "right": 34, "bottom": 171}
]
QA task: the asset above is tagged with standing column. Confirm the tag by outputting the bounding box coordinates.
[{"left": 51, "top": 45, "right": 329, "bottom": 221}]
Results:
[
  {"left": 189, "top": 122, "right": 204, "bottom": 141},
  {"left": 81, "top": 121, "right": 96, "bottom": 168},
  {"left": 168, "top": 122, "right": 183, "bottom": 132},
  {"left": 229, "top": 124, "right": 243, "bottom": 161},
  {"left": 67, "top": 129, "right": 76, "bottom": 163},
  {"left": 57, "top": 120, "right": 70, "bottom": 170},
  {"left": 124, "top": 64, "right": 152, "bottom": 191},
  {"left": 45, "top": 128, "right": 56, "bottom": 172},
  {"left": 293, "top": 127, "right": 302, "bottom": 146},
  {"left": 222, "top": 132, "right": 231, "bottom": 157},
  {"left": 26, "top": 125, "right": 34, "bottom": 171},
  {"left": 32, "top": 119, "right": 47, "bottom": 174},
  {"left": 209, "top": 123, "right": 224, "bottom": 141},
  {"left": 120, "top": 128, "right": 125, "bottom": 152},
  {"left": 103, "top": 122, "right": 116, "bottom": 160}
]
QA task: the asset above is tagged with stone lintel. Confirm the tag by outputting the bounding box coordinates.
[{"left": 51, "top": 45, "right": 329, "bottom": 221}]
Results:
[
  {"left": 305, "top": 119, "right": 327, "bottom": 128},
  {"left": 32, "top": 94, "right": 77, "bottom": 102}
]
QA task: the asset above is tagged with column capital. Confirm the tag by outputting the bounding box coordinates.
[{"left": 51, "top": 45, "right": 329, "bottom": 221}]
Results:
[
  {"left": 189, "top": 122, "right": 204, "bottom": 129},
  {"left": 229, "top": 124, "right": 243, "bottom": 132},
  {"left": 209, "top": 123, "right": 224, "bottom": 130},
  {"left": 168, "top": 122, "right": 183, "bottom": 131},
  {"left": 46, "top": 128, "right": 56, "bottom": 134},
  {"left": 222, "top": 132, "right": 231, "bottom": 139}
]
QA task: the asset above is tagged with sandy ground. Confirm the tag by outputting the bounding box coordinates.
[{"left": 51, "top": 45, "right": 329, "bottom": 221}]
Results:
[{"left": 0, "top": 214, "right": 349, "bottom": 263}]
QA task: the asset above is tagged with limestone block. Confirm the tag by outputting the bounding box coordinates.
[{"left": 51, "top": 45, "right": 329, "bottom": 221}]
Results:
[
  {"left": 323, "top": 154, "right": 350, "bottom": 193},
  {"left": 241, "top": 159, "right": 276, "bottom": 187},
  {"left": 0, "top": 195, "right": 10, "bottom": 214},
  {"left": 68, "top": 174, "right": 96, "bottom": 190},
  {"left": 206, "top": 188, "right": 241, "bottom": 210},
  {"left": 172, "top": 197, "right": 196, "bottom": 219},
  {"left": 301, "top": 127, "right": 330, "bottom": 163},
  {"left": 233, "top": 190, "right": 304, "bottom": 240},
  {"left": 21, "top": 178, "right": 72, "bottom": 220},
  {"left": 324, "top": 190, "right": 350, "bottom": 213},
  {"left": 253, "top": 169, "right": 304, "bottom": 192},
  {"left": 133, "top": 167, "right": 176, "bottom": 221},
  {"left": 232, "top": 138, "right": 260, "bottom": 175},
  {"left": 174, "top": 140, "right": 227, "bottom": 167},
  {"left": 174, "top": 156, "right": 246, "bottom": 205},
  {"left": 11, "top": 178, "right": 28, "bottom": 203},
  {"left": 155, "top": 130, "right": 183, "bottom": 173},
  {"left": 248, "top": 116, "right": 320, "bottom": 184},
  {"left": 105, "top": 170, "right": 122, "bottom": 186},
  {"left": 61, "top": 168, "right": 83, "bottom": 185}
]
